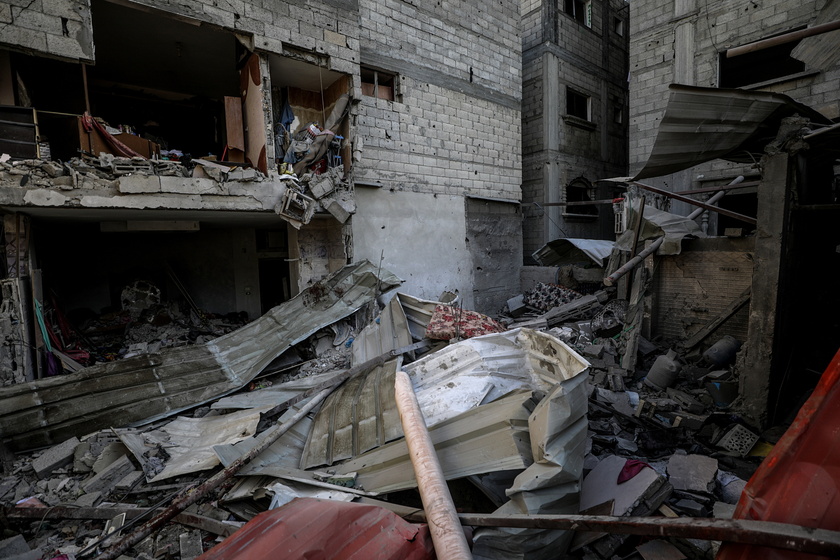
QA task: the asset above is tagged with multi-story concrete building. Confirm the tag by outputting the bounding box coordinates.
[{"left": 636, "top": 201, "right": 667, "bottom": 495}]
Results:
[
  {"left": 521, "top": 0, "right": 629, "bottom": 259},
  {"left": 0, "top": 0, "right": 523, "bottom": 361}
]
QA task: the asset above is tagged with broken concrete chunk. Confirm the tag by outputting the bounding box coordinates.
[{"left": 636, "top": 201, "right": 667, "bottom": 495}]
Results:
[
  {"left": 83, "top": 454, "right": 135, "bottom": 495},
  {"left": 179, "top": 529, "right": 204, "bottom": 560},
  {"left": 636, "top": 539, "right": 687, "bottom": 560},
  {"left": 667, "top": 453, "right": 717, "bottom": 493},
  {"left": 506, "top": 294, "right": 527, "bottom": 318},
  {"left": 74, "top": 490, "right": 102, "bottom": 507},
  {"left": 0, "top": 535, "right": 32, "bottom": 558},
  {"left": 92, "top": 442, "right": 131, "bottom": 474},
  {"left": 580, "top": 455, "right": 671, "bottom": 517},
  {"left": 31, "top": 436, "right": 79, "bottom": 479}
]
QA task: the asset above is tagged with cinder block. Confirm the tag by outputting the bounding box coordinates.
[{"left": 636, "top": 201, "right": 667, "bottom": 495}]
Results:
[
  {"left": 31, "top": 436, "right": 79, "bottom": 479},
  {"left": 83, "top": 454, "right": 135, "bottom": 495}
]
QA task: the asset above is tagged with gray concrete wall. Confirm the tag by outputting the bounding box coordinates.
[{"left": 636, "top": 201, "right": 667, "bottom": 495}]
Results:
[
  {"left": 522, "top": 0, "right": 629, "bottom": 258},
  {"left": 0, "top": 0, "right": 93, "bottom": 61},
  {"left": 352, "top": 187, "right": 474, "bottom": 308},
  {"left": 465, "top": 198, "right": 523, "bottom": 314}
]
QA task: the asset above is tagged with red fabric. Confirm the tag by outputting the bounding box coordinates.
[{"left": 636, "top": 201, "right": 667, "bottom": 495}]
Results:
[
  {"left": 81, "top": 113, "right": 145, "bottom": 159},
  {"left": 617, "top": 459, "right": 651, "bottom": 484},
  {"left": 424, "top": 304, "right": 505, "bottom": 341}
]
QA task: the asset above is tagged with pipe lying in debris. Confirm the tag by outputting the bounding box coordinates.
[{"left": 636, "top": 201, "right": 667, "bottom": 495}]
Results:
[
  {"left": 403, "top": 512, "right": 840, "bottom": 557},
  {"left": 603, "top": 176, "right": 743, "bottom": 287},
  {"left": 96, "top": 343, "right": 427, "bottom": 560},
  {"left": 395, "top": 370, "right": 473, "bottom": 560}
]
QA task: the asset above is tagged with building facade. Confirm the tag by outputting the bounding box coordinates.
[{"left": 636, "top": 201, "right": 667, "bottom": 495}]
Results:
[{"left": 521, "top": 0, "right": 629, "bottom": 260}]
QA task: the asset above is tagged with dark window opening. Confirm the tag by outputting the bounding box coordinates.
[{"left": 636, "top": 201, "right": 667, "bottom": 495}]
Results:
[
  {"left": 361, "top": 66, "right": 398, "bottom": 101},
  {"left": 563, "top": 0, "right": 591, "bottom": 27},
  {"left": 613, "top": 104, "right": 623, "bottom": 124},
  {"left": 719, "top": 39, "right": 807, "bottom": 88},
  {"left": 564, "top": 177, "right": 598, "bottom": 219},
  {"left": 613, "top": 17, "right": 624, "bottom": 36},
  {"left": 566, "top": 88, "right": 590, "bottom": 121}
]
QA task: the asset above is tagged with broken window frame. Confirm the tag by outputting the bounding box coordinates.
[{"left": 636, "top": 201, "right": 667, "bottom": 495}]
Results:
[
  {"left": 563, "top": 0, "right": 592, "bottom": 28},
  {"left": 360, "top": 66, "right": 400, "bottom": 102},
  {"left": 563, "top": 176, "right": 599, "bottom": 220}
]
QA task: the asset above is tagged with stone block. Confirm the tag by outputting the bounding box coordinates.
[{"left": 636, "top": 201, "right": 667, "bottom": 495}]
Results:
[
  {"left": 667, "top": 453, "right": 717, "bottom": 493},
  {"left": 325, "top": 198, "right": 351, "bottom": 223},
  {"left": 83, "top": 454, "right": 134, "bottom": 495},
  {"left": 118, "top": 175, "right": 161, "bottom": 194},
  {"left": 74, "top": 490, "right": 102, "bottom": 507},
  {"left": 115, "top": 470, "right": 145, "bottom": 492},
  {"left": 0, "top": 535, "right": 31, "bottom": 558},
  {"left": 31, "top": 436, "right": 79, "bottom": 479},
  {"left": 159, "top": 177, "right": 221, "bottom": 195}
]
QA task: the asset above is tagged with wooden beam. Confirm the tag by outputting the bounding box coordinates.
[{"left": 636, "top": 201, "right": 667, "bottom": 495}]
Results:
[
  {"left": 678, "top": 287, "right": 751, "bottom": 351},
  {"left": 3, "top": 505, "right": 240, "bottom": 537},
  {"left": 404, "top": 512, "right": 840, "bottom": 557}
]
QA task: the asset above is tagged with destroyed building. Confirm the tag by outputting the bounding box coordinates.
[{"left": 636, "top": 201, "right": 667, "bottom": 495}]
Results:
[
  {"left": 626, "top": 0, "right": 840, "bottom": 425},
  {"left": 0, "top": 0, "right": 524, "bottom": 383},
  {"left": 2, "top": 1, "right": 840, "bottom": 560},
  {"left": 521, "top": 0, "right": 630, "bottom": 258}
]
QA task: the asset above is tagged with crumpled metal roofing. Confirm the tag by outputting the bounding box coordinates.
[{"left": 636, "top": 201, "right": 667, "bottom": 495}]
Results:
[
  {"left": 633, "top": 84, "right": 831, "bottom": 180},
  {"left": 0, "top": 260, "right": 401, "bottom": 450},
  {"left": 791, "top": 2, "right": 840, "bottom": 71},
  {"left": 197, "top": 497, "right": 434, "bottom": 560},
  {"left": 532, "top": 238, "right": 616, "bottom": 267}
]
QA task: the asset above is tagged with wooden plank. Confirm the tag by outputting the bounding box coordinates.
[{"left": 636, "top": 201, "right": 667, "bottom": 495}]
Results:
[
  {"left": 223, "top": 96, "right": 245, "bottom": 161},
  {"left": 678, "top": 287, "right": 751, "bottom": 351}
]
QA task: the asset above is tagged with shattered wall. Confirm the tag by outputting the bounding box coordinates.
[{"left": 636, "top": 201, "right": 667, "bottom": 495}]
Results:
[
  {"left": 465, "top": 198, "right": 524, "bottom": 314},
  {"left": 522, "top": 0, "right": 630, "bottom": 258},
  {"left": 651, "top": 237, "right": 754, "bottom": 346},
  {"left": 293, "top": 217, "right": 349, "bottom": 292}
]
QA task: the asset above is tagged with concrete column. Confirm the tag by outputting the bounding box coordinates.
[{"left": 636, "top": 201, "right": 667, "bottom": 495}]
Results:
[
  {"left": 543, "top": 53, "right": 562, "bottom": 242},
  {"left": 741, "top": 151, "right": 790, "bottom": 424}
]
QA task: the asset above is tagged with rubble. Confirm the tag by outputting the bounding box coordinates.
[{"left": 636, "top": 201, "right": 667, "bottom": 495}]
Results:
[{"left": 0, "top": 247, "right": 831, "bottom": 560}]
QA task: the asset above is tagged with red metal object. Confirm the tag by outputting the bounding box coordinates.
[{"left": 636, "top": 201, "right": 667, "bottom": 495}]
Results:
[
  {"left": 717, "top": 347, "right": 840, "bottom": 560},
  {"left": 197, "top": 498, "right": 435, "bottom": 560}
]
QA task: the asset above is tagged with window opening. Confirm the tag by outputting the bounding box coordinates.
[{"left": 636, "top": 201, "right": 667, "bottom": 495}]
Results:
[
  {"left": 361, "top": 66, "right": 398, "bottom": 101},
  {"left": 564, "top": 177, "right": 598, "bottom": 219},
  {"left": 613, "top": 17, "right": 624, "bottom": 36},
  {"left": 719, "top": 38, "right": 807, "bottom": 88},
  {"left": 566, "top": 88, "right": 590, "bottom": 121},
  {"left": 564, "top": 0, "right": 592, "bottom": 27}
]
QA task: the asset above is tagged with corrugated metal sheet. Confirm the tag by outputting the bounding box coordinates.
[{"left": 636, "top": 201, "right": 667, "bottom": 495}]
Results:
[
  {"left": 332, "top": 390, "right": 537, "bottom": 493},
  {"left": 0, "top": 261, "right": 401, "bottom": 450},
  {"left": 351, "top": 296, "right": 412, "bottom": 365},
  {"left": 633, "top": 85, "right": 830, "bottom": 180},
  {"left": 197, "top": 497, "right": 435, "bottom": 560},
  {"left": 300, "top": 359, "right": 403, "bottom": 469},
  {"left": 532, "top": 238, "right": 615, "bottom": 267}
]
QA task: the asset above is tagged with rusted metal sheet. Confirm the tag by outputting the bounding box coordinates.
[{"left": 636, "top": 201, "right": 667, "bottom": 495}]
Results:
[
  {"left": 197, "top": 498, "right": 435, "bottom": 560},
  {"left": 717, "top": 347, "right": 840, "bottom": 560},
  {"left": 0, "top": 261, "right": 400, "bottom": 451},
  {"left": 633, "top": 84, "right": 830, "bottom": 181}
]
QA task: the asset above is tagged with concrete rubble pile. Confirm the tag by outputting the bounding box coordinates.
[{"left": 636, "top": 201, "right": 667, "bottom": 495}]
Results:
[{"left": 0, "top": 254, "right": 806, "bottom": 560}]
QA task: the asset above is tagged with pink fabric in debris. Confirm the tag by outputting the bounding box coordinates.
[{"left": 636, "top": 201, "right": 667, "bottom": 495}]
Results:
[
  {"left": 424, "top": 304, "right": 506, "bottom": 341},
  {"left": 617, "top": 459, "right": 652, "bottom": 484}
]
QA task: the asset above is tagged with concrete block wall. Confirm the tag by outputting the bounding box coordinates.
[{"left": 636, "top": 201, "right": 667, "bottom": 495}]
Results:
[
  {"left": 354, "top": 0, "right": 522, "bottom": 202},
  {"left": 629, "top": 0, "right": 836, "bottom": 174},
  {"left": 0, "top": 0, "right": 93, "bottom": 61}
]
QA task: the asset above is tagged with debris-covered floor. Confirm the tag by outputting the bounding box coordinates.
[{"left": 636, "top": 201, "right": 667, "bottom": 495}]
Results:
[{"left": 0, "top": 255, "right": 834, "bottom": 560}]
